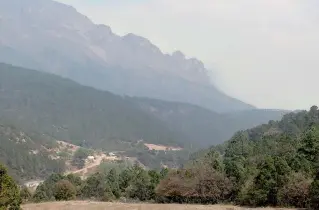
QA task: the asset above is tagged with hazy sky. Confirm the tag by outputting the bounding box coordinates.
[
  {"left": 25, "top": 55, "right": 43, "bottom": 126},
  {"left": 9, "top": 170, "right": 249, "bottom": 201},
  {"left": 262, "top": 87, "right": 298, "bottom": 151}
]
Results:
[{"left": 56, "top": 0, "right": 319, "bottom": 110}]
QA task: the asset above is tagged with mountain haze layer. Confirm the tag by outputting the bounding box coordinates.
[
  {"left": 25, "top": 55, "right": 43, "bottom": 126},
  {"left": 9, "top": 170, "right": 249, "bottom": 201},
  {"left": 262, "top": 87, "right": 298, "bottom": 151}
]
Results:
[
  {"left": 0, "top": 0, "right": 253, "bottom": 112},
  {"left": 132, "top": 98, "right": 288, "bottom": 147}
]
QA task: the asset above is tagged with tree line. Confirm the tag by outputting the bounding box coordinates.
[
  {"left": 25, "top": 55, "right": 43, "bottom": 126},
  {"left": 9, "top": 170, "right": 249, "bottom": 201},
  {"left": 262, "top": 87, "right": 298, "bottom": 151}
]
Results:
[
  {"left": 22, "top": 164, "right": 168, "bottom": 204},
  {"left": 156, "top": 106, "right": 319, "bottom": 209}
]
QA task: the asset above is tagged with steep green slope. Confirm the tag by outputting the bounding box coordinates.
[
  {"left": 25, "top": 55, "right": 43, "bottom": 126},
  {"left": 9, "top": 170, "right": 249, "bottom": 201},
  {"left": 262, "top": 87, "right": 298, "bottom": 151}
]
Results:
[{"left": 0, "top": 63, "right": 185, "bottom": 150}]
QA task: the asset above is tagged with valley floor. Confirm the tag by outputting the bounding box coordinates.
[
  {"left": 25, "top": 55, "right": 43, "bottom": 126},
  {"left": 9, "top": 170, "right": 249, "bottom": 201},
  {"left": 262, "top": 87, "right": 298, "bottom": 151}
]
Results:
[{"left": 22, "top": 201, "right": 296, "bottom": 210}]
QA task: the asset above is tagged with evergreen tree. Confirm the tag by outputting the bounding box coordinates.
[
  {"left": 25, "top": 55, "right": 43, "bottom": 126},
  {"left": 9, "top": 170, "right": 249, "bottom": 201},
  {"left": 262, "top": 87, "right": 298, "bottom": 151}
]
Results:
[
  {"left": 33, "top": 173, "right": 64, "bottom": 202},
  {"left": 20, "top": 187, "right": 32, "bottom": 203},
  {"left": 119, "top": 169, "right": 132, "bottom": 193},
  {"left": 273, "top": 156, "right": 291, "bottom": 189},
  {"left": 54, "top": 180, "right": 76, "bottom": 201},
  {"left": 106, "top": 169, "right": 120, "bottom": 199},
  {"left": 65, "top": 174, "right": 83, "bottom": 196},
  {"left": 32, "top": 184, "right": 49, "bottom": 202},
  {"left": 159, "top": 168, "right": 169, "bottom": 179},
  {"left": 248, "top": 156, "right": 277, "bottom": 206},
  {"left": 102, "top": 185, "right": 115, "bottom": 202},
  {"left": 126, "top": 165, "right": 152, "bottom": 201},
  {"left": 298, "top": 126, "right": 319, "bottom": 173},
  {"left": 81, "top": 172, "right": 106, "bottom": 199},
  {"left": 0, "top": 164, "right": 21, "bottom": 210}
]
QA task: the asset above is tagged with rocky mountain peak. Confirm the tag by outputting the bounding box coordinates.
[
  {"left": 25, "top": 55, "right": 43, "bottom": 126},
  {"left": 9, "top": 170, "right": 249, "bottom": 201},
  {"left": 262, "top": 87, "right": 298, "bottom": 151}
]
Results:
[
  {"left": 96, "top": 24, "right": 113, "bottom": 34},
  {"left": 122, "top": 33, "right": 161, "bottom": 52},
  {"left": 172, "top": 51, "right": 186, "bottom": 59},
  {"left": 0, "top": 0, "right": 254, "bottom": 112}
]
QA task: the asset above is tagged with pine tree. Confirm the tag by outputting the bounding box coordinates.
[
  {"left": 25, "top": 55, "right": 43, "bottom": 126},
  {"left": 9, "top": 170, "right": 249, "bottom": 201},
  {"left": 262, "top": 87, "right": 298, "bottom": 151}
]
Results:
[
  {"left": 119, "top": 169, "right": 132, "bottom": 193},
  {"left": 20, "top": 187, "right": 32, "bottom": 203},
  {"left": 106, "top": 169, "right": 120, "bottom": 199},
  {"left": 248, "top": 156, "right": 277, "bottom": 206},
  {"left": 0, "top": 164, "right": 21, "bottom": 210},
  {"left": 298, "top": 127, "right": 319, "bottom": 167}
]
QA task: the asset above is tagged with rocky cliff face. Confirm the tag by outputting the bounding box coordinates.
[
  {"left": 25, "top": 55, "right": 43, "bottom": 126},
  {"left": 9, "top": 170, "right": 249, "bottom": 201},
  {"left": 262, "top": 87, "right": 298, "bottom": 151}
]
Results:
[{"left": 0, "top": 0, "right": 254, "bottom": 112}]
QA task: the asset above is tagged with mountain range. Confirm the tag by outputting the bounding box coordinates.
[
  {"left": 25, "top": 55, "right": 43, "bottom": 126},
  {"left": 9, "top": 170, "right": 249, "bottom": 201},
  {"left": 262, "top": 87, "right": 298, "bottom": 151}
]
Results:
[
  {"left": 0, "top": 0, "right": 291, "bottom": 181},
  {"left": 0, "top": 0, "right": 253, "bottom": 112}
]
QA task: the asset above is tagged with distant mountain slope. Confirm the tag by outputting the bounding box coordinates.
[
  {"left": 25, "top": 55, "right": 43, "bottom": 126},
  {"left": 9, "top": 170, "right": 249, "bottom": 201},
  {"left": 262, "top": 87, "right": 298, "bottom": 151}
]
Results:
[
  {"left": 0, "top": 63, "right": 289, "bottom": 181},
  {"left": 0, "top": 63, "right": 186, "bottom": 150},
  {"left": 0, "top": 0, "right": 254, "bottom": 112},
  {"left": 0, "top": 63, "right": 286, "bottom": 149},
  {"left": 132, "top": 98, "right": 288, "bottom": 147}
]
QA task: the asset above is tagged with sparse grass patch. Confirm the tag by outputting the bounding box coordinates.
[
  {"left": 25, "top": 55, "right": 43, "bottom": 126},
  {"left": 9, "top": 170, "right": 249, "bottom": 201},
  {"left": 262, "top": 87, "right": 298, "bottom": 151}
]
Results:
[{"left": 22, "top": 201, "right": 297, "bottom": 210}]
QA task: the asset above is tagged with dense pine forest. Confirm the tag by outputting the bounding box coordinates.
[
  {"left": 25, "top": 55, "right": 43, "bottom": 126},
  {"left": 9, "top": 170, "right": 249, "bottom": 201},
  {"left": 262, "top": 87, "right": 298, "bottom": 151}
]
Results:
[
  {"left": 157, "top": 106, "right": 319, "bottom": 208},
  {"left": 3, "top": 106, "right": 317, "bottom": 209}
]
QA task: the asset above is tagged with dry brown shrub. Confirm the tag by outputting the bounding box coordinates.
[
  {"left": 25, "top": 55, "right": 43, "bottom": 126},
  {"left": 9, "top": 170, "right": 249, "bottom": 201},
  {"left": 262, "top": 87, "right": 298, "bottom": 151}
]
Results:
[
  {"left": 156, "top": 167, "right": 233, "bottom": 203},
  {"left": 278, "top": 173, "right": 312, "bottom": 208}
]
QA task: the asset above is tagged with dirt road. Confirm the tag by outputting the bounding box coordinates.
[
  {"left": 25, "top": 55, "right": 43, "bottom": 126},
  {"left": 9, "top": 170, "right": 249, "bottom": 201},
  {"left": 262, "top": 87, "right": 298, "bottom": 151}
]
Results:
[{"left": 67, "top": 154, "right": 106, "bottom": 176}]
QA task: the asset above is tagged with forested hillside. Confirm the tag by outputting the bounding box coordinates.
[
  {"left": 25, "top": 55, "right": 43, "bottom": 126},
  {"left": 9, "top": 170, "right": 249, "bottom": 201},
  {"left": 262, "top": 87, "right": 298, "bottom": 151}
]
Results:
[
  {"left": 0, "top": 123, "right": 65, "bottom": 182},
  {"left": 156, "top": 106, "right": 319, "bottom": 208},
  {"left": 0, "top": 63, "right": 287, "bottom": 181},
  {"left": 0, "top": 63, "right": 286, "bottom": 149},
  {"left": 0, "top": 63, "right": 185, "bottom": 150}
]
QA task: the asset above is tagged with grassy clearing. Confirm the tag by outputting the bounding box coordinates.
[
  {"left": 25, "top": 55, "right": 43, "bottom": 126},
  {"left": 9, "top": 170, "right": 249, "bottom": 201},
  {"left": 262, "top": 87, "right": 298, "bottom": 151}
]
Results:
[{"left": 22, "top": 201, "right": 295, "bottom": 210}]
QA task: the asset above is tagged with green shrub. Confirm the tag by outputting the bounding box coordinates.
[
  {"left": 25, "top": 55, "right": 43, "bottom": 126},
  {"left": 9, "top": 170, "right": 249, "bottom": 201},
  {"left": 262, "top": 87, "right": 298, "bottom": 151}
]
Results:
[{"left": 54, "top": 180, "right": 76, "bottom": 201}]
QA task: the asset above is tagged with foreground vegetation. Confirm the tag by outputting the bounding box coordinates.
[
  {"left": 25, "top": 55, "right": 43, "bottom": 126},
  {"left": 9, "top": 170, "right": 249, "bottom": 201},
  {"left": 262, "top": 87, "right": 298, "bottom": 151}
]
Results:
[
  {"left": 175, "top": 106, "right": 319, "bottom": 208},
  {"left": 21, "top": 106, "right": 319, "bottom": 209},
  {"left": 1, "top": 89, "right": 319, "bottom": 209},
  {"left": 30, "top": 165, "right": 167, "bottom": 203}
]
